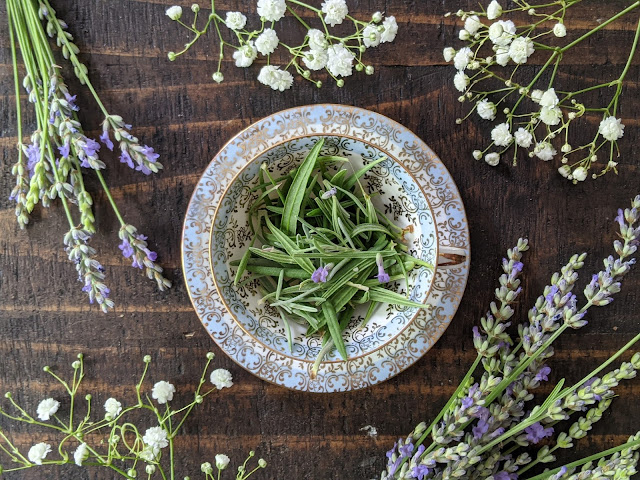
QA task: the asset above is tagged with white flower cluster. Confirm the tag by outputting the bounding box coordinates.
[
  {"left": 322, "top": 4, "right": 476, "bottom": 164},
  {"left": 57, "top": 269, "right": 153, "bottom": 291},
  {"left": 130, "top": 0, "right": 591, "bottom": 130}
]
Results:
[
  {"left": 10, "top": 354, "right": 249, "bottom": 478},
  {"left": 166, "top": 1, "right": 398, "bottom": 91},
  {"left": 443, "top": 0, "right": 629, "bottom": 182}
]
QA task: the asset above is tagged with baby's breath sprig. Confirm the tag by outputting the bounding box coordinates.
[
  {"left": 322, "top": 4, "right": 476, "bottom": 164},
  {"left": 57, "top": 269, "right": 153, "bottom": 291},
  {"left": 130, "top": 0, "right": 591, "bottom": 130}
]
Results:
[
  {"left": 7, "top": 0, "right": 172, "bottom": 311},
  {"left": 0, "top": 353, "right": 266, "bottom": 479},
  {"left": 382, "top": 195, "right": 640, "bottom": 480},
  {"left": 164, "top": 0, "right": 398, "bottom": 90},
  {"left": 444, "top": 0, "right": 640, "bottom": 182}
]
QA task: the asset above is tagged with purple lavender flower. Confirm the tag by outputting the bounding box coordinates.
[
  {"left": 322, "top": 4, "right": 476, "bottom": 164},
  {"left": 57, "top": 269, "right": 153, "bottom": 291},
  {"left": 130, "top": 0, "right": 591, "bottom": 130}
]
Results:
[
  {"left": 81, "top": 138, "right": 101, "bottom": 157},
  {"left": 494, "top": 471, "right": 518, "bottom": 480},
  {"left": 461, "top": 396, "right": 474, "bottom": 409},
  {"left": 473, "top": 405, "right": 489, "bottom": 419},
  {"left": 100, "top": 130, "right": 114, "bottom": 151},
  {"left": 472, "top": 326, "right": 481, "bottom": 338},
  {"left": 58, "top": 141, "right": 70, "bottom": 159},
  {"left": 375, "top": 253, "right": 390, "bottom": 283},
  {"left": 524, "top": 422, "right": 554, "bottom": 444},
  {"left": 386, "top": 442, "right": 397, "bottom": 459},
  {"left": 545, "top": 285, "right": 559, "bottom": 304},
  {"left": 472, "top": 418, "right": 489, "bottom": 440},
  {"left": 490, "top": 427, "right": 505, "bottom": 438},
  {"left": 311, "top": 265, "right": 330, "bottom": 283},
  {"left": 136, "top": 163, "right": 152, "bottom": 175},
  {"left": 321, "top": 187, "right": 337, "bottom": 199},
  {"left": 411, "top": 445, "right": 425, "bottom": 462},
  {"left": 64, "top": 92, "right": 79, "bottom": 111},
  {"left": 512, "top": 261, "right": 524, "bottom": 273},
  {"left": 615, "top": 208, "right": 625, "bottom": 227},
  {"left": 120, "top": 150, "right": 135, "bottom": 169},
  {"left": 119, "top": 238, "right": 134, "bottom": 258},
  {"left": 535, "top": 365, "right": 551, "bottom": 382},
  {"left": 25, "top": 143, "right": 40, "bottom": 174},
  {"left": 410, "top": 465, "right": 430, "bottom": 480},
  {"left": 584, "top": 377, "right": 602, "bottom": 401},
  {"left": 551, "top": 466, "right": 567, "bottom": 480},
  {"left": 399, "top": 441, "right": 414, "bottom": 458},
  {"left": 141, "top": 145, "right": 159, "bottom": 163}
]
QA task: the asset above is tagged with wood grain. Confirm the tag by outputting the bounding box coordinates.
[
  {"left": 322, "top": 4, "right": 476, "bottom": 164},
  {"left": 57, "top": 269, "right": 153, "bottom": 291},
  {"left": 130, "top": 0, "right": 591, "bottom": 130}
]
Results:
[{"left": 0, "top": 0, "right": 639, "bottom": 479}]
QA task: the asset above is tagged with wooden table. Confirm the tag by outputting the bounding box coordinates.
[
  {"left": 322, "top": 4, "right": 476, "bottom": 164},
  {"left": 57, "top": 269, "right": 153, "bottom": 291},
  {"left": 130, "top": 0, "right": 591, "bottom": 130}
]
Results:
[{"left": 0, "top": 1, "right": 638, "bottom": 478}]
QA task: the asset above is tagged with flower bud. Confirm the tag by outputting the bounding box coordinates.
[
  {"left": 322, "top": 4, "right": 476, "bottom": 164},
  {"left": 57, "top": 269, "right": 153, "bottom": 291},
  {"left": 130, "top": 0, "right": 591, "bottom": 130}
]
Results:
[
  {"left": 143, "top": 355, "right": 152, "bottom": 363},
  {"left": 127, "top": 469, "right": 137, "bottom": 478},
  {"left": 372, "top": 11, "right": 383, "bottom": 23},
  {"left": 316, "top": 81, "right": 322, "bottom": 88},
  {"left": 165, "top": 6, "right": 183, "bottom": 21},
  {"left": 146, "top": 465, "right": 156, "bottom": 474},
  {"left": 201, "top": 462, "right": 213, "bottom": 474},
  {"left": 459, "top": 29, "right": 470, "bottom": 41},
  {"left": 365, "top": 66, "right": 374, "bottom": 75},
  {"left": 212, "top": 72, "right": 224, "bottom": 83},
  {"left": 206, "top": 352, "right": 215, "bottom": 360},
  {"left": 473, "top": 150, "right": 482, "bottom": 160},
  {"left": 336, "top": 79, "right": 344, "bottom": 88},
  {"left": 258, "top": 459, "right": 267, "bottom": 468},
  {"left": 561, "top": 143, "right": 571, "bottom": 153},
  {"left": 355, "top": 63, "right": 363, "bottom": 72},
  {"left": 191, "top": 4, "right": 200, "bottom": 13}
]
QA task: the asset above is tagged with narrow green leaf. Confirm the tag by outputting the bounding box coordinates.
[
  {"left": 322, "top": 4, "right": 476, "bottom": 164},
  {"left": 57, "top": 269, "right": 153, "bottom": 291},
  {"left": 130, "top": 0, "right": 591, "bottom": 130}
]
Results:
[
  {"left": 368, "top": 287, "right": 430, "bottom": 309},
  {"left": 234, "top": 238, "right": 255, "bottom": 285},
  {"left": 344, "top": 156, "right": 388, "bottom": 190},
  {"left": 322, "top": 301, "right": 348, "bottom": 360},
  {"left": 351, "top": 223, "right": 393, "bottom": 238},
  {"left": 282, "top": 139, "right": 324, "bottom": 235},
  {"left": 265, "top": 217, "right": 316, "bottom": 273}
]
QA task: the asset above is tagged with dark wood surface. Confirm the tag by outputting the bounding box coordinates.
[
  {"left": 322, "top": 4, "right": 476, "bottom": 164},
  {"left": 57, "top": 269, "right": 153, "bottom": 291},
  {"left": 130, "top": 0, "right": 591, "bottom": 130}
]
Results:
[{"left": 0, "top": 1, "right": 639, "bottom": 478}]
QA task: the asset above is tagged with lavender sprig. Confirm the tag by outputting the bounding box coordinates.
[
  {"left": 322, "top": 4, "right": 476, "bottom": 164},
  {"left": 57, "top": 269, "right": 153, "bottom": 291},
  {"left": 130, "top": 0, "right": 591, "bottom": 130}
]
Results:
[
  {"left": 64, "top": 227, "right": 114, "bottom": 313},
  {"left": 7, "top": 0, "right": 172, "bottom": 311},
  {"left": 119, "top": 225, "right": 172, "bottom": 291}
]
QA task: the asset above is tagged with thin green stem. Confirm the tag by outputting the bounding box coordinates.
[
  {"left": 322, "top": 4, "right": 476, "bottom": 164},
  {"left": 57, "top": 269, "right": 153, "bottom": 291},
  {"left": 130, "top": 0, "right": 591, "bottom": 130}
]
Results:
[{"left": 94, "top": 169, "right": 125, "bottom": 225}]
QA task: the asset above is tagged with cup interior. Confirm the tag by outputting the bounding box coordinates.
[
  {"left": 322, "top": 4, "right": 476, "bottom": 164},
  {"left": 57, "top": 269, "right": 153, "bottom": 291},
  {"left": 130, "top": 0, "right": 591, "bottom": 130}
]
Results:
[{"left": 211, "top": 135, "right": 438, "bottom": 362}]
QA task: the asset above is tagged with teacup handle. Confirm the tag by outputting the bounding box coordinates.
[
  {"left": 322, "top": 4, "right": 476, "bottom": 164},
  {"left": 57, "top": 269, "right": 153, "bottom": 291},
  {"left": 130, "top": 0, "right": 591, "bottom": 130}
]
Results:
[{"left": 437, "top": 245, "right": 468, "bottom": 269}]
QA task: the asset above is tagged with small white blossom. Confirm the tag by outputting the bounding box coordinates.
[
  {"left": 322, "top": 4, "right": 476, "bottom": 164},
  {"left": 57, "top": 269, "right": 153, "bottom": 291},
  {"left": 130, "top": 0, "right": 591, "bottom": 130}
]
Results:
[
  {"left": 233, "top": 42, "right": 257, "bottom": 68},
  {"left": 165, "top": 6, "right": 182, "bottom": 21},
  {"left": 540, "top": 106, "right": 562, "bottom": 126},
  {"left": 255, "top": 28, "right": 279, "bottom": 55},
  {"left": 573, "top": 166, "right": 588, "bottom": 181},
  {"left": 454, "top": 71, "right": 469, "bottom": 92},
  {"left": 201, "top": 462, "right": 214, "bottom": 474},
  {"left": 514, "top": 127, "right": 533, "bottom": 148},
  {"left": 531, "top": 89, "right": 544, "bottom": 103},
  {"left": 485, "top": 152, "right": 500, "bottom": 166},
  {"left": 477, "top": 99, "right": 497, "bottom": 120},
  {"left": 326, "top": 44, "right": 355, "bottom": 77},
  {"left": 372, "top": 11, "right": 383, "bottom": 23},
  {"left": 257, "top": 0, "right": 287, "bottom": 22},
  {"left": 459, "top": 29, "right": 470, "bottom": 41},
  {"left": 508, "top": 36, "right": 534, "bottom": 64},
  {"left": 36, "top": 398, "right": 60, "bottom": 421},
  {"left": 139, "top": 445, "right": 158, "bottom": 462},
  {"left": 598, "top": 116, "right": 625, "bottom": 141},
  {"left": 215, "top": 453, "right": 231, "bottom": 470},
  {"left": 28, "top": 442, "right": 52, "bottom": 465},
  {"left": 308, "top": 29, "right": 328, "bottom": 51},
  {"left": 151, "top": 381, "right": 176, "bottom": 404},
  {"left": 491, "top": 123, "right": 513, "bottom": 147},
  {"left": 539, "top": 88, "right": 559, "bottom": 108},
  {"left": 143, "top": 426, "right": 169, "bottom": 451},
  {"left": 210, "top": 368, "right": 234, "bottom": 389},
  {"left": 225, "top": 12, "right": 247, "bottom": 31},
  {"left": 473, "top": 150, "right": 482, "bottom": 160},
  {"left": 443, "top": 47, "right": 456, "bottom": 62},
  {"left": 363, "top": 25, "right": 382, "bottom": 48},
  {"left": 534, "top": 142, "right": 557, "bottom": 161},
  {"left": 495, "top": 46, "right": 510, "bottom": 66},
  {"left": 489, "top": 20, "right": 516, "bottom": 46},
  {"left": 553, "top": 23, "right": 567, "bottom": 37},
  {"left": 104, "top": 398, "right": 122, "bottom": 419},
  {"left": 302, "top": 49, "right": 328, "bottom": 70},
  {"left": 146, "top": 465, "right": 156, "bottom": 475},
  {"left": 487, "top": 0, "right": 503, "bottom": 20},
  {"left": 321, "top": 0, "right": 348, "bottom": 27},
  {"left": 381, "top": 16, "right": 398, "bottom": 43},
  {"left": 212, "top": 72, "right": 224, "bottom": 83},
  {"left": 74, "top": 442, "right": 89, "bottom": 466},
  {"left": 257, "top": 66, "right": 294, "bottom": 91},
  {"left": 558, "top": 165, "right": 571, "bottom": 178},
  {"left": 464, "top": 15, "right": 482, "bottom": 35},
  {"left": 453, "top": 47, "right": 473, "bottom": 70}
]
